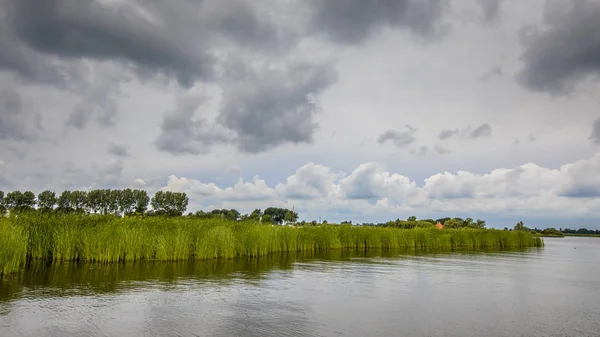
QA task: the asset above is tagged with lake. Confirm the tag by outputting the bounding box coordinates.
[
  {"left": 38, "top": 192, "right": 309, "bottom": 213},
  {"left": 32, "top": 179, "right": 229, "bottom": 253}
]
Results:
[{"left": 1, "top": 237, "right": 599, "bottom": 336}]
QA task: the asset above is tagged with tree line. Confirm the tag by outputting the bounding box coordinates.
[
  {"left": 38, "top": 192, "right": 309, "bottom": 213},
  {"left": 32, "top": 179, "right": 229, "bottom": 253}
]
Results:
[
  {"left": 0, "top": 189, "right": 300, "bottom": 224},
  {"left": 359, "top": 216, "right": 487, "bottom": 229},
  {"left": 0, "top": 189, "right": 187, "bottom": 217}
]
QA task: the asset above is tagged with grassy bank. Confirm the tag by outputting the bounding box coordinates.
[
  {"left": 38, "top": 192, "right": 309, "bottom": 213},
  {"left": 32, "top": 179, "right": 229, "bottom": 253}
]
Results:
[{"left": 0, "top": 214, "right": 544, "bottom": 275}]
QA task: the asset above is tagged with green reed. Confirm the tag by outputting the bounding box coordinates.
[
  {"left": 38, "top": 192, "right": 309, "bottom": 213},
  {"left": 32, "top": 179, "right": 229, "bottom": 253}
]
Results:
[{"left": 0, "top": 214, "right": 543, "bottom": 275}]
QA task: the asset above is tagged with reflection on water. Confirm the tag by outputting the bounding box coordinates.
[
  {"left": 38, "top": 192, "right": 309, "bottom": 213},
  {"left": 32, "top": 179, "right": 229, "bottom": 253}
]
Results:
[{"left": 1, "top": 240, "right": 598, "bottom": 337}]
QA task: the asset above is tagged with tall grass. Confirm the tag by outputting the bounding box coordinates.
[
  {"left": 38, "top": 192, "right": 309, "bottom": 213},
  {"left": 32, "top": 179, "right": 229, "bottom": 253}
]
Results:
[{"left": 0, "top": 214, "right": 543, "bottom": 275}]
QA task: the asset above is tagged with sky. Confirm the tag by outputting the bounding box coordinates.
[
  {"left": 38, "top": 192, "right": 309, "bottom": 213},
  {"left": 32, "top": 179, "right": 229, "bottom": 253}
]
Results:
[{"left": 1, "top": 0, "right": 600, "bottom": 229}]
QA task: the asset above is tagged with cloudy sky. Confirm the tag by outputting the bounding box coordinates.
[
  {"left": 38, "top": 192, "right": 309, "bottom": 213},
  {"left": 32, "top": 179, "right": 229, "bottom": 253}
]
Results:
[{"left": 1, "top": 0, "right": 600, "bottom": 228}]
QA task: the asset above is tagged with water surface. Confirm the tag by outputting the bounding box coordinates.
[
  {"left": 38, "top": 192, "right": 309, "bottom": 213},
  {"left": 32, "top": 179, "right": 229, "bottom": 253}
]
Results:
[{"left": 1, "top": 238, "right": 599, "bottom": 336}]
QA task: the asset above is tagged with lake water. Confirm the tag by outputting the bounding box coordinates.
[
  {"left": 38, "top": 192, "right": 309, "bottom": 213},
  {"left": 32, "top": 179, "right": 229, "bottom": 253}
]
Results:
[{"left": 1, "top": 237, "right": 599, "bottom": 337}]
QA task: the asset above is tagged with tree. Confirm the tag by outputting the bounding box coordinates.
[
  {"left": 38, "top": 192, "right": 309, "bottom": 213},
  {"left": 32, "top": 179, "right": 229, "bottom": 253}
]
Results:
[
  {"left": 4, "top": 191, "right": 36, "bottom": 213},
  {"left": 407, "top": 216, "right": 417, "bottom": 221},
  {"left": 514, "top": 221, "right": 524, "bottom": 231},
  {"left": 0, "top": 190, "right": 6, "bottom": 216},
  {"left": 261, "top": 214, "right": 273, "bottom": 224},
  {"left": 133, "top": 189, "right": 149, "bottom": 214},
  {"left": 86, "top": 189, "right": 103, "bottom": 214},
  {"left": 119, "top": 188, "right": 135, "bottom": 215},
  {"left": 56, "top": 191, "right": 73, "bottom": 213},
  {"left": 248, "top": 208, "right": 262, "bottom": 222},
  {"left": 443, "top": 218, "right": 461, "bottom": 229},
  {"left": 284, "top": 210, "right": 298, "bottom": 224},
  {"left": 69, "top": 190, "right": 87, "bottom": 213},
  {"left": 475, "top": 219, "right": 486, "bottom": 229},
  {"left": 37, "top": 190, "right": 57, "bottom": 213},
  {"left": 264, "top": 207, "right": 297, "bottom": 224},
  {"left": 151, "top": 191, "right": 188, "bottom": 216},
  {"left": 107, "top": 189, "right": 121, "bottom": 215}
]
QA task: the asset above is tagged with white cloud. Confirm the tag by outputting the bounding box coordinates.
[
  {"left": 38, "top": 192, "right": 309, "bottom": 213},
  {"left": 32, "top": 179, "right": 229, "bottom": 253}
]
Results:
[{"left": 152, "top": 153, "right": 600, "bottom": 224}]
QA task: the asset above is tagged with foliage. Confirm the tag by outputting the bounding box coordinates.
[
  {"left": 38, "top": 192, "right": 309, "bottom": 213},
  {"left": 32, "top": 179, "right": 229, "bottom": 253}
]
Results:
[
  {"left": 37, "top": 190, "right": 57, "bottom": 213},
  {"left": 0, "top": 190, "right": 6, "bottom": 216},
  {"left": 540, "top": 228, "right": 564, "bottom": 237},
  {"left": 0, "top": 214, "right": 544, "bottom": 275},
  {"left": 264, "top": 207, "right": 298, "bottom": 224},
  {"left": 4, "top": 190, "right": 36, "bottom": 213},
  {"left": 150, "top": 191, "right": 189, "bottom": 216}
]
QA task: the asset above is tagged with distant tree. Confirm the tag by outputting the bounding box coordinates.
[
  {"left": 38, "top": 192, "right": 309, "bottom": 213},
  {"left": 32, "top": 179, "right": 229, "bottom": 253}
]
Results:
[
  {"left": 0, "top": 190, "right": 6, "bottom": 216},
  {"left": 248, "top": 208, "right": 262, "bottom": 222},
  {"left": 261, "top": 214, "right": 272, "bottom": 224},
  {"left": 108, "top": 190, "right": 121, "bottom": 215},
  {"left": 284, "top": 210, "right": 298, "bottom": 224},
  {"left": 436, "top": 217, "right": 451, "bottom": 225},
  {"left": 119, "top": 188, "right": 135, "bottom": 215},
  {"left": 514, "top": 221, "right": 526, "bottom": 231},
  {"left": 322, "top": 220, "right": 328, "bottom": 225},
  {"left": 69, "top": 190, "right": 88, "bottom": 213},
  {"left": 264, "top": 207, "right": 286, "bottom": 224},
  {"left": 133, "top": 189, "right": 149, "bottom": 214},
  {"left": 464, "top": 217, "right": 474, "bottom": 228},
  {"left": 443, "top": 218, "right": 461, "bottom": 229},
  {"left": 4, "top": 191, "right": 36, "bottom": 213},
  {"left": 56, "top": 191, "right": 73, "bottom": 213},
  {"left": 151, "top": 191, "right": 188, "bottom": 216},
  {"left": 85, "top": 189, "right": 102, "bottom": 214},
  {"left": 407, "top": 216, "right": 417, "bottom": 221},
  {"left": 475, "top": 219, "right": 486, "bottom": 229},
  {"left": 37, "top": 190, "right": 57, "bottom": 213}
]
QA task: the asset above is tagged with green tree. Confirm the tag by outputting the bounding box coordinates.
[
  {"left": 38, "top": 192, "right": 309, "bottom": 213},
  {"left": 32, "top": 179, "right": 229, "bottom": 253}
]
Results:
[
  {"left": 443, "top": 218, "right": 461, "bottom": 229},
  {"left": 248, "top": 208, "right": 262, "bottom": 222},
  {"left": 151, "top": 191, "right": 188, "bottom": 216},
  {"left": 514, "top": 221, "right": 526, "bottom": 231},
  {"left": 407, "top": 215, "right": 417, "bottom": 221},
  {"left": 56, "top": 190, "right": 73, "bottom": 213},
  {"left": 0, "top": 190, "right": 6, "bottom": 216},
  {"left": 69, "top": 190, "right": 87, "bottom": 213},
  {"left": 119, "top": 188, "right": 135, "bottom": 215},
  {"left": 4, "top": 191, "right": 36, "bottom": 213},
  {"left": 37, "top": 190, "right": 57, "bottom": 213},
  {"left": 475, "top": 219, "right": 486, "bottom": 229},
  {"left": 132, "top": 189, "right": 149, "bottom": 214},
  {"left": 261, "top": 214, "right": 272, "bottom": 224},
  {"left": 86, "top": 189, "right": 103, "bottom": 214},
  {"left": 108, "top": 190, "right": 121, "bottom": 215}
]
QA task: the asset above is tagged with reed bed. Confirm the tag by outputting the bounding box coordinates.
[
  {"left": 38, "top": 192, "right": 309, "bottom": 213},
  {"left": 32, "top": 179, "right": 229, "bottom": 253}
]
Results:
[{"left": 0, "top": 214, "right": 544, "bottom": 275}]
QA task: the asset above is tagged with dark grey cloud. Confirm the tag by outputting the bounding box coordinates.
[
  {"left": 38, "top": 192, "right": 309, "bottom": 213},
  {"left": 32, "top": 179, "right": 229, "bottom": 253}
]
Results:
[
  {"left": 308, "top": 0, "right": 450, "bottom": 44},
  {"left": 0, "top": 88, "right": 42, "bottom": 141},
  {"left": 154, "top": 96, "right": 234, "bottom": 155},
  {"left": 67, "top": 77, "right": 121, "bottom": 129},
  {"left": 590, "top": 118, "right": 600, "bottom": 144},
  {"left": 3, "top": 0, "right": 215, "bottom": 87},
  {"left": 517, "top": 0, "right": 600, "bottom": 94},
  {"left": 479, "top": 0, "right": 502, "bottom": 22},
  {"left": 217, "top": 60, "right": 338, "bottom": 153},
  {"left": 470, "top": 123, "right": 492, "bottom": 139},
  {"left": 438, "top": 128, "right": 459, "bottom": 140},
  {"left": 378, "top": 125, "right": 417, "bottom": 148},
  {"left": 107, "top": 142, "right": 131, "bottom": 158}
]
